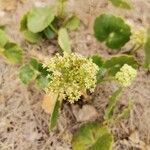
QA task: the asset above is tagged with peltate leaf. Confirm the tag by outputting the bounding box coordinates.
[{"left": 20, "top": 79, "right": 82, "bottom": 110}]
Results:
[
  {"left": 49, "top": 94, "right": 60, "bottom": 130},
  {"left": 144, "top": 28, "right": 150, "bottom": 69},
  {"left": 3, "top": 42, "right": 23, "bottom": 64},
  {"left": 20, "top": 12, "right": 42, "bottom": 43},
  {"left": 58, "top": 28, "right": 71, "bottom": 53},
  {"left": 72, "top": 122, "right": 113, "bottom": 150},
  {"left": 27, "top": 6, "right": 55, "bottom": 33},
  {"left": 109, "top": 0, "right": 131, "bottom": 9},
  {"left": 103, "top": 55, "right": 137, "bottom": 76},
  {"left": 104, "top": 88, "right": 122, "bottom": 121},
  {"left": 63, "top": 15, "right": 80, "bottom": 30},
  {"left": 94, "top": 13, "right": 131, "bottom": 49}
]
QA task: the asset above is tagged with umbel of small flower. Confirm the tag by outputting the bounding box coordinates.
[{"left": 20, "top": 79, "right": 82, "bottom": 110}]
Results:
[
  {"left": 131, "top": 28, "right": 147, "bottom": 46},
  {"left": 45, "top": 52, "right": 99, "bottom": 103},
  {"left": 115, "top": 64, "right": 137, "bottom": 87}
]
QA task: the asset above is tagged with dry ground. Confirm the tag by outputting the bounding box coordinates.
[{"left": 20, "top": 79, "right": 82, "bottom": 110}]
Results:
[{"left": 0, "top": 0, "right": 150, "bottom": 149}]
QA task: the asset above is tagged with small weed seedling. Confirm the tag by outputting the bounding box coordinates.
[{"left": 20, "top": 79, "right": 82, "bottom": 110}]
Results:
[{"left": 0, "top": 28, "right": 23, "bottom": 64}]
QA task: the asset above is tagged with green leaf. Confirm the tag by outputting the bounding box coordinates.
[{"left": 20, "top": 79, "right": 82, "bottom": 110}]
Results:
[
  {"left": 109, "top": 0, "right": 131, "bottom": 9},
  {"left": 89, "top": 133, "right": 113, "bottom": 150},
  {"left": 43, "top": 26, "right": 56, "bottom": 39},
  {"left": 27, "top": 6, "right": 55, "bottom": 33},
  {"left": 104, "top": 88, "right": 122, "bottom": 121},
  {"left": 29, "top": 58, "right": 41, "bottom": 70},
  {"left": 144, "top": 28, "right": 150, "bottom": 69},
  {"left": 3, "top": 42, "right": 23, "bottom": 64},
  {"left": 72, "top": 122, "right": 113, "bottom": 150},
  {"left": 58, "top": 28, "right": 71, "bottom": 53},
  {"left": 49, "top": 94, "right": 60, "bottom": 130},
  {"left": 63, "top": 15, "right": 80, "bottom": 30},
  {"left": 29, "top": 58, "right": 51, "bottom": 76},
  {"left": 0, "top": 29, "right": 9, "bottom": 47},
  {"left": 20, "top": 12, "right": 42, "bottom": 43},
  {"left": 33, "top": 60, "right": 50, "bottom": 89},
  {"left": 90, "top": 55, "right": 106, "bottom": 83},
  {"left": 19, "top": 58, "right": 51, "bottom": 87},
  {"left": 103, "top": 55, "right": 137, "bottom": 76},
  {"left": 19, "top": 64, "right": 36, "bottom": 84},
  {"left": 94, "top": 13, "right": 131, "bottom": 49},
  {"left": 90, "top": 54, "right": 104, "bottom": 67}
]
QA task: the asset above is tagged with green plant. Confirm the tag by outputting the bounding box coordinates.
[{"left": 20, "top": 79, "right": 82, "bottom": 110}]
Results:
[
  {"left": 72, "top": 122, "right": 113, "bottom": 150},
  {"left": 94, "top": 13, "right": 131, "bottom": 49},
  {"left": 72, "top": 88, "right": 132, "bottom": 150},
  {"left": 94, "top": 13, "right": 150, "bottom": 70},
  {"left": 0, "top": 28, "right": 23, "bottom": 64},
  {"left": 0, "top": 1, "right": 141, "bottom": 149},
  {"left": 19, "top": 0, "right": 80, "bottom": 52},
  {"left": 19, "top": 58, "right": 50, "bottom": 89},
  {"left": 45, "top": 53, "right": 137, "bottom": 130},
  {"left": 109, "top": 0, "right": 132, "bottom": 9}
]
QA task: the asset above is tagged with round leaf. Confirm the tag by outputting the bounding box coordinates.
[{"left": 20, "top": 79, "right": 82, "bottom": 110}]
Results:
[
  {"left": 72, "top": 122, "right": 113, "bottom": 150},
  {"left": 103, "top": 55, "right": 137, "bottom": 76},
  {"left": 3, "top": 42, "right": 23, "bottom": 64},
  {"left": 27, "top": 6, "right": 55, "bottom": 33},
  {"left": 94, "top": 13, "right": 131, "bottom": 49},
  {"left": 20, "top": 12, "right": 42, "bottom": 43}
]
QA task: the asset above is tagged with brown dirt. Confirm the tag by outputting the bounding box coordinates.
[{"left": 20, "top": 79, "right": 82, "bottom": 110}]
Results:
[{"left": 0, "top": 0, "right": 150, "bottom": 149}]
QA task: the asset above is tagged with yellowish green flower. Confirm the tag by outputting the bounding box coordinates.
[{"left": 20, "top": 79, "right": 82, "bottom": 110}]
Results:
[
  {"left": 131, "top": 28, "right": 147, "bottom": 46},
  {"left": 115, "top": 64, "right": 137, "bottom": 87},
  {"left": 45, "top": 52, "right": 99, "bottom": 103}
]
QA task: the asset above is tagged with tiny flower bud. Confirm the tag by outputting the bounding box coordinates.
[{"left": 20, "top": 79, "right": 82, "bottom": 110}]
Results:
[{"left": 115, "top": 64, "right": 137, "bottom": 87}]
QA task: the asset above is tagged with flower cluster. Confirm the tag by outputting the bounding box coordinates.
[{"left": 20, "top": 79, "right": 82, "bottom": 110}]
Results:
[
  {"left": 115, "top": 64, "right": 137, "bottom": 87},
  {"left": 45, "top": 52, "right": 99, "bottom": 103},
  {"left": 131, "top": 28, "right": 146, "bottom": 46}
]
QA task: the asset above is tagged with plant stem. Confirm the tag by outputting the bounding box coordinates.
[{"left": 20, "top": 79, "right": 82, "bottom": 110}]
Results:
[
  {"left": 100, "top": 76, "right": 115, "bottom": 83},
  {"left": 57, "top": 0, "right": 65, "bottom": 18},
  {"left": 49, "top": 24, "right": 58, "bottom": 34},
  {"left": 130, "top": 44, "right": 142, "bottom": 54}
]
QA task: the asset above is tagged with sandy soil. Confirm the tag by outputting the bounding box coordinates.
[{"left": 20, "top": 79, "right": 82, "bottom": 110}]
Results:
[{"left": 0, "top": 0, "right": 150, "bottom": 150}]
